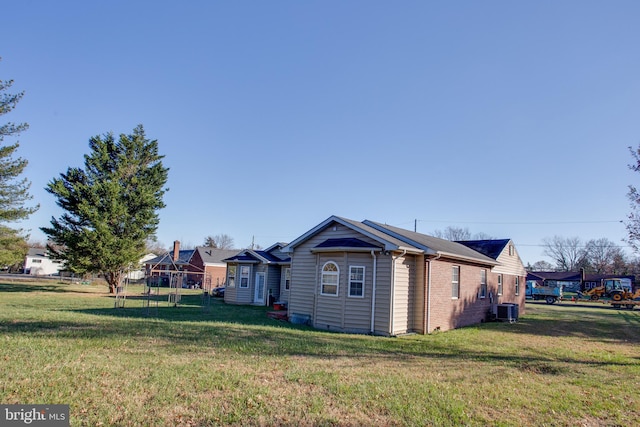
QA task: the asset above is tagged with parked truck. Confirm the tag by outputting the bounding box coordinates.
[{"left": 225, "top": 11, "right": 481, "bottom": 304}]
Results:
[{"left": 527, "top": 281, "right": 563, "bottom": 304}]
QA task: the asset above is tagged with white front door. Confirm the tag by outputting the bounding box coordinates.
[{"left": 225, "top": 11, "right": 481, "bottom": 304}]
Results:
[{"left": 254, "top": 272, "right": 265, "bottom": 305}]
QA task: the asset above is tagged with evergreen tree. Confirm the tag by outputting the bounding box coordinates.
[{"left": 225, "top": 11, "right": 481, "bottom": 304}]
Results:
[
  {"left": 42, "top": 125, "right": 169, "bottom": 293},
  {"left": 0, "top": 59, "right": 38, "bottom": 268}
]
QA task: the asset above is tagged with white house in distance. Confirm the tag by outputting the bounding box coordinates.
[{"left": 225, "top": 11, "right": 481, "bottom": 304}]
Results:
[{"left": 24, "top": 248, "right": 64, "bottom": 276}]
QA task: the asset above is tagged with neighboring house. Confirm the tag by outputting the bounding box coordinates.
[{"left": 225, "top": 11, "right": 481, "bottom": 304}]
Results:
[
  {"left": 223, "top": 243, "right": 291, "bottom": 306},
  {"left": 145, "top": 241, "right": 239, "bottom": 288},
  {"left": 191, "top": 246, "right": 241, "bottom": 288},
  {"left": 24, "top": 248, "right": 64, "bottom": 276},
  {"left": 526, "top": 271, "right": 635, "bottom": 293},
  {"left": 127, "top": 253, "right": 157, "bottom": 281},
  {"left": 282, "top": 215, "right": 527, "bottom": 335}
]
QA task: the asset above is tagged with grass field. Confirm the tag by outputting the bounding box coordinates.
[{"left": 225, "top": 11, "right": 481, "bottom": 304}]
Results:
[{"left": 0, "top": 280, "right": 638, "bottom": 426}]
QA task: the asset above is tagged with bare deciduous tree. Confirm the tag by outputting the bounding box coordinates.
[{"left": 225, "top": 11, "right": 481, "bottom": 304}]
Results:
[
  {"left": 433, "top": 226, "right": 471, "bottom": 241},
  {"left": 584, "top": 238, "right": 625, "bottom": 274},
  {"left": 541, "top": 236, "right": 587, "bottom": 272},
  {"left": 204, "top": 234, "right": 235, "bottom": 249}
]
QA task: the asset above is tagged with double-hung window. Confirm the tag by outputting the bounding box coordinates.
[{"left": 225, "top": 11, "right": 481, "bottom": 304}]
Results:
[
  {"left": 452, "top": 266, "right": 460, "bottom": 299},
  {"left": 321, "top": 262, "right": 339, "bottom": 296},
  {"left": 515, "top": 276, "right": 520, "bottom": 296},
  {"left": 239, "top": 266, "right": 250, "bottom": 288},
  {"left": 348, "top": 266, "right": 365, "bottom": 298},
  {"left": 497, "top": 274, "right": 503, "bottom": 296},
  {"left": 480, "top": 269, "right": 487, "bottom": 298},
  {"left": 227, "top": 265, "right": 236, "bottom": 288},
  {"left": 284, "top": 268, "right": 291, "bottom": 291}
]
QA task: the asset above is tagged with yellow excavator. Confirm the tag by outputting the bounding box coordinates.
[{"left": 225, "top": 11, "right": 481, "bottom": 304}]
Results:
[{"left": 584, "top": 278, "right": 640, "bottom": 301}]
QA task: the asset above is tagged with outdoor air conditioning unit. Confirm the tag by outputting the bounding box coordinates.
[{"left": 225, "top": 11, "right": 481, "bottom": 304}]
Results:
[{"left": 495, "top": 303, "right": 519, "bottom": 323}]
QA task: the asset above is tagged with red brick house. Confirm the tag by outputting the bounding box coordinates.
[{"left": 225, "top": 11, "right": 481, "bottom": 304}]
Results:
[
  {"left": 145, "top": 241, "right": 238, "bottom": 288},
  {"left": 282, "top": 216, "right": 526, "bottom": 335}
]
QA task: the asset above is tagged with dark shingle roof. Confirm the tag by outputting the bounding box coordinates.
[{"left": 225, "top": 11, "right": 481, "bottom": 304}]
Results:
[
  {"left": 314, "top": 238, "right": 382, "bottom": 250},
  {"left": 456, "top": 239, "right": 510, "bottom": 260}
]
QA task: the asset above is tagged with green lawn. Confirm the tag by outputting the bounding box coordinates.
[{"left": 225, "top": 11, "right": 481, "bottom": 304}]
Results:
[{"left": 1, "top": 280, "right": 638, "bottom": 426}]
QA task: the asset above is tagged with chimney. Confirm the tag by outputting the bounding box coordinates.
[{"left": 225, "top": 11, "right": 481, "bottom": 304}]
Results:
[{"left": 173, "top": 240, "right": 180, "bottom": 262}]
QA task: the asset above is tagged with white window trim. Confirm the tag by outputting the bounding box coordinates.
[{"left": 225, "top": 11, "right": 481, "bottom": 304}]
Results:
[
  {"left": 497, "top": 274, "right": 503, "bottom": 296},
  {"left": 239, "top": 265, "right": 250, "bottom": 289},
  {"left": 452, "top": 266, "right": 460, "bottom": 299},
  {"left": 320, "top": 261, "right": 339, "bottom": 296},
  {"left": 227, "top": 265, "right": 236, "bottom": 288},
  {"left": 480, "top": 269, "right": 487, "bottom": 299},
  {"left": 348, "top": 265, "right": 365, "bottom": 298},
  {"left": 284, "top": 267, "right": 291, "bottom": 291},
  {"left": 515, "top": 276, "right": 520, "bottom": 295}
]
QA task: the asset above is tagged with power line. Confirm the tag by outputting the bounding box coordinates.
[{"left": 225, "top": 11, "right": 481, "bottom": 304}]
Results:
[{"left": 410, "top": 219, "right": 624, "bottom": 226}]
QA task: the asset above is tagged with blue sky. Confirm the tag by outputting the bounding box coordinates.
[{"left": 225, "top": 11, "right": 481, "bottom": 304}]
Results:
[{"left": 3, "top": 1, "right": 639, "bottom": 265}]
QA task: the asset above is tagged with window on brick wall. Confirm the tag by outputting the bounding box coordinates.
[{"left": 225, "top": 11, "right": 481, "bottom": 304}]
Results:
[
  {"left": 452, "top": 266, "right": 460, "bottom": 299},
  {"left": 497, "top": 274, "right": 503, "bottom": 296},
  {"left": 480, "top": 269, "right": 487, "bottom": 298},
  {"left": 515, "top": 276, "right": 520, "bottom": 295}
]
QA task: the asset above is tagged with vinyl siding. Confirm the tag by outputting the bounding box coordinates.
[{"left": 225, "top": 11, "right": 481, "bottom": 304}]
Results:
[
  {"left": 490, "top": 242, "right": 527, "bottom": 314},
  {"left": 288, "top": 222, "right": 393, "bottom": 334},
  {"left": 224, "top": 263, "right": 254, "bottom": 305}
]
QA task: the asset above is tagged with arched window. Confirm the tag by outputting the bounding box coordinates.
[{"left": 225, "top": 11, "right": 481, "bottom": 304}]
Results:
[{"left": 321, "top": 262, "right": 339, "bottom": 296}]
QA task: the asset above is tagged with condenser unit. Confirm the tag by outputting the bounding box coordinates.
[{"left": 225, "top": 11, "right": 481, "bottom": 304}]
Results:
[{"left": 495, "top": 303, "right": 519, "bottom": 323}]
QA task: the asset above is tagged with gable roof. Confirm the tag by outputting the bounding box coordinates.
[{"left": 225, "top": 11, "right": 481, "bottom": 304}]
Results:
[
  {"left": 284, "top": 215, "right": 500, "bottom": 265},
  {"left": 195, "top": 247, "right": 241, "bottom": 264},
  {"left": 363, "top": 220, "right": 499, "bottom": 265},
  {"left": 312, "top": 238, "right": 383, "bottom": 252},
  {"left": 27, "top": 248, "right": 49, "bottom": 258},
  {"left": 145, "top": 249, "right": 195, "bottom": 267},
  {"left": 224, "top": 248, "right": 291, "bottom": 264},
  {"left": 284, "top": 216, "right": 420, "bottom": 254},
  {"left": 455, "top": 239, "right": 511, "bottom": 260}
]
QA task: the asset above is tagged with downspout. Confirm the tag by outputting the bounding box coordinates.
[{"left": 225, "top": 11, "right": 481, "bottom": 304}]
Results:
[
  {"left": 389, "top": 250, "right": 407, "bottom": 336},
  {"left": 425, "top": 253, "right": 441, "bottom": 334},
  {"left": 370, "top": 250, "right": 377, "bottom": 334}
]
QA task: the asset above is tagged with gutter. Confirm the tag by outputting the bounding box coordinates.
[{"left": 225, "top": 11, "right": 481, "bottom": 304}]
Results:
[
  {"left": 370, "top": 250, "right": 377, "bottom": 334},
  {"left": 425, "top": 253, "right": 441, "bottom": 334}
]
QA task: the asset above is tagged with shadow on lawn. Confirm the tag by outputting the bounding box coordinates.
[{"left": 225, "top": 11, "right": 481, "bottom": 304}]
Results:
[
  {"left": 2, "top": 296, "right": 638, "bottom": 371},
  {"left": 0, "top": 281, "right": 99, "bottom": 294}
]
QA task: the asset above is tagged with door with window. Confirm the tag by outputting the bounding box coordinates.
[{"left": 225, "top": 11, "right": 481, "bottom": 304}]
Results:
[{"left": 254, "top": 272, "right": 265, "bottom": 305}]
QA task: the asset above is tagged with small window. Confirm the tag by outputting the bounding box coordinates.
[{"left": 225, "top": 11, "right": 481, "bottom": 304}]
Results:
[
  {"left": 509, "top": 244, "right": 514, "bottom": 256},
  {"left": 349, "top": 266, "right": 365, "bottom": 298},
  {"left": 32, "top": 259, "right": 42, "bottom": 264},
  {"left": 239, "top": 266, "right": 250, "bottom": 288},
  {"left": 515, "top": 276, "right": 520, "bottom": 296},
  {"left": 497, "top": 274, "right": 503, "bottom": 296},
  {"left": 227, "top": 265, "right": 236, "bottom": 288},
  {"left": 284, "top": 267, "right": 291, "bottom": 290},
  {"left": 452, "top": 266, "right": 460, "bottom": 299},
  {"left": 479, "top": 269, "right": 487, "bottom": 298},
  {"left": 321, "top": 262, "right": 339, "bottom": 296}
]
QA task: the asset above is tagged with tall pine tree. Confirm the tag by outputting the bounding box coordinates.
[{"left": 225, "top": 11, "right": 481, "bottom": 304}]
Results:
[
  {"left": 0, "top": 59, "right": 38, "bottom": 268},
  {"left": 42, "top": 125, "right": 169, "bottom": 293}
]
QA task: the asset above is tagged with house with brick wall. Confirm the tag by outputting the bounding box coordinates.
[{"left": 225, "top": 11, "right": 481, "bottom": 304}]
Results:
[
  {"left": 145, "top": 240, "right": 238, "bottom": 288},
  {"left": 282, "top": 215, "right": 526, "bottom": 335}
]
